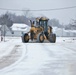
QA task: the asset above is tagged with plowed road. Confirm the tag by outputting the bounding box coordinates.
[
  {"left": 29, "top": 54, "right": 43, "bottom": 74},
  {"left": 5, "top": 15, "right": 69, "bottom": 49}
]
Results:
[{"left": 0, "top": 37, "right": 76, "bottom": 75}]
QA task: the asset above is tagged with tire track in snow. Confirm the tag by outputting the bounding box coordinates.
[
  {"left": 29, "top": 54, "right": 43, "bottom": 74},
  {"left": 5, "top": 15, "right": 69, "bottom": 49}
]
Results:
[
  {"left": 38, "top": 43, "right": 55, "bottom": 57},
  {"left": 57, "top": 43, "right": 76, "bottom": 53},
  {"left": 40, "top": 43, "right": 76, "bottom": 54},
  {"left": 38, "top": 43, "right": 76, "bottom": 61},
  {"left": 36, "top": 43, "right": 76, "bottom": 75},
  {"left": 0, "top": 43, "right": 27, "bottom": 73},
  {"left": 0, "top": 45, "right": 21, "bottom": 69}
]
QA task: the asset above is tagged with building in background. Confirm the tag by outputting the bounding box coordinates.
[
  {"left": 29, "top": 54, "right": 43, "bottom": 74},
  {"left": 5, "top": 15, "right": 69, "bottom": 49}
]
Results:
[
  {"left": 53, "top": 27, "right": 76, "bottom": 37},
  {"left": 10, "top": 23, "right": 30, "bottom": 37}
]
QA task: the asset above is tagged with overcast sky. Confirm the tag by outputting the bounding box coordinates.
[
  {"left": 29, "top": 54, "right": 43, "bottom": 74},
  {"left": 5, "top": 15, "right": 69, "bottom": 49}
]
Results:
[{"left": 0, "top": 0, "right": 76, "bottom": 24}]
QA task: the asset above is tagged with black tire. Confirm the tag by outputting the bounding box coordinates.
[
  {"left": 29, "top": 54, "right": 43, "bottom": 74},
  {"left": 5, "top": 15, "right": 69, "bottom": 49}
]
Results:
[
  {"left": 37, "top": 33, "right": 44, "bottom": 43},
  {"left": 22, "top": 33, "right": 29, "bottom": 43},
  {"left": 49, "top": 33, "right": 56, "bottom": 43},
  {"left": 30, "top": 31, "right": 35, "bottom": 41}
]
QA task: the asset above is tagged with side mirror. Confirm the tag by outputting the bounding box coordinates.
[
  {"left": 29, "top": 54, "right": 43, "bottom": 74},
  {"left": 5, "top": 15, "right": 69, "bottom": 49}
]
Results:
[
  {"left": 30, "top": 20, "right": 32, "bottom": 24},
  {"left": 33, "top": 21, "right": 35, "bottom": 24}
]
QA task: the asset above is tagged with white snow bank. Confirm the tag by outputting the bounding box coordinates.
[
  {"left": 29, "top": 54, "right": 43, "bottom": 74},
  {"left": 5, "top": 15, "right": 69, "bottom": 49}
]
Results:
[
  {"left": 0, "top": 37, "right": 22, "bottom": 58},
  {"left": 0, "top": 40, "right": 14, "bottom": 58}
]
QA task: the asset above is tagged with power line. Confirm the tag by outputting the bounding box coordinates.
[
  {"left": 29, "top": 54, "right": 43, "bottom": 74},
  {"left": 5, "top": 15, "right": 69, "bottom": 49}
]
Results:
[
  {"left": 31, "top": 6, "right": 76, "bottom": 11},
  {"left": 0, "top": 6, "right": 76, "bottom": 11}
]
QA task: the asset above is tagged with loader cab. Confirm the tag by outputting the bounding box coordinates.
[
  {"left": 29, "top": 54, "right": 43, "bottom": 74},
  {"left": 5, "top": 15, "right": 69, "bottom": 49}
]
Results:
[{"left": 39, "top": 17, "right": 49, "bottom": 32}]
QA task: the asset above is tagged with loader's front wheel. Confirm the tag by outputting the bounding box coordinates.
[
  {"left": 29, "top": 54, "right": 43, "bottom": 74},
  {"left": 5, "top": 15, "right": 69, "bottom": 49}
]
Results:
[
  {"left": 37, "top": 33, "right": 44, "bottom": 43},
  {"left": 49, "top": 33, "right": 56, "bottom": 43},
  {"left": 23, "top": 34, "right": 29, "bottom": 43}
]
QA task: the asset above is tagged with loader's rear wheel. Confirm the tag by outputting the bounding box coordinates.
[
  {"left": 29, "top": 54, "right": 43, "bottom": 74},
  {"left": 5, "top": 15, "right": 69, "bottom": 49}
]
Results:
[
  {"left": 49, "top": 33, "right": 56, "bottom": 43},
  {"left": 37, "top": 33, "right": 44, "bottom": 43},
  {"left": 24, "top": 34, "right": 29, "bottom": 43}
]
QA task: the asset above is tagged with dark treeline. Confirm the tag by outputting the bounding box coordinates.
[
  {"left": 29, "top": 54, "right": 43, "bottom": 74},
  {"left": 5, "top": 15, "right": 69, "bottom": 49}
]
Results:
[
  {"left": 0, "top": 12, "right": 76, "bottom": 30},
  {"left": 0, "top": 12, "right": 31, "bottom": 27},
  {"left": 65, "top": 19, "right": 76, "bottom": 30}
]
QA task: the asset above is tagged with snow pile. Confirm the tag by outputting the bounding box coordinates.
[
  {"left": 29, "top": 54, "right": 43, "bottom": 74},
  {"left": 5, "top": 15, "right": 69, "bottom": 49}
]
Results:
[
  {"left": 0, "top": 40, "right": 14, "bottom": 58},
  {"left": 0, "top": 37, "right": 23, "bottom": 58}
]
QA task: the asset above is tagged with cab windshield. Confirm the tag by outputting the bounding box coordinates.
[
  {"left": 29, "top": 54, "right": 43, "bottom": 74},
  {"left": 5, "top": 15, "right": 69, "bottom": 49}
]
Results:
[
  {"left": 39, "top": 20, "right": 48, "bottom": 32},
  {"left": 39, "top": 20, "right": 47, "bottom": 26}
]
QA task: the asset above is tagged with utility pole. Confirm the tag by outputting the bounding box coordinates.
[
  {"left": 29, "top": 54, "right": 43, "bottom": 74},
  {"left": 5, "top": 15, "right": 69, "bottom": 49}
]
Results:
[
  {"left": 0, "top": 26, "right": 3, "bottom": 41},
  {"left": 62, "top": 23, "right": 64, "bottom": 37},
  {"left": 1, "top": 29, "right": 2, "bottom": 41},
  {"left": 4, "top": 25, "right": 5, "bottom": 42}
]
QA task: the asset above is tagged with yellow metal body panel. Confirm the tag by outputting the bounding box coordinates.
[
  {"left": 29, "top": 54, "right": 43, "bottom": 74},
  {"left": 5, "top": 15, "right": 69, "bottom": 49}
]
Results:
[{"left": 27, "top": 17, "right": 53, "bottom": 41}]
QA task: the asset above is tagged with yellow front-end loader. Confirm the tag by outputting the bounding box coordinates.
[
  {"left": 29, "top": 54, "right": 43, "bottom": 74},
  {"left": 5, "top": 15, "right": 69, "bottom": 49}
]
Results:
[{"left": 22, "top": 17, "right": 56, "bottom": 43}]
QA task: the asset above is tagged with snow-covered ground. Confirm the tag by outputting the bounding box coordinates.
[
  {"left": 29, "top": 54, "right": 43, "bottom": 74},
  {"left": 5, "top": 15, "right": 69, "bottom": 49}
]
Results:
[{"left": 0, "top": 37, "right": 76, "bottom": 75}]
